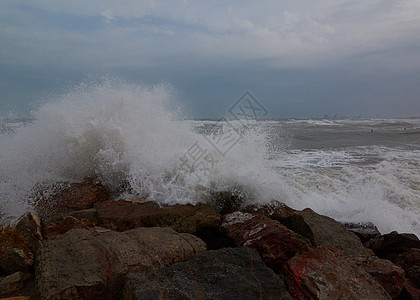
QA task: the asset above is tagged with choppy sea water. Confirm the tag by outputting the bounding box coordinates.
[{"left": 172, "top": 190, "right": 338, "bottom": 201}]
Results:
[{"left": 1, "top": 80, "right": 419, "bottom": 236}]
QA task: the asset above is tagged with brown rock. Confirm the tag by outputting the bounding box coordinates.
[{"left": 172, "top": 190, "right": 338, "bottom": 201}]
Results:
[
  {"left": 397, "top": 248, "right": 420, "bottom": 286},
  {"left": 343, "top": 222, "right": 381, "bottom": 243},
  {"left": 400, "top": 279, "right": 420, "bottom": 300},
  {"left": 0, "top": 226, "right": 33, "bottom": 275},
  {"left": 36, "top": 227, "right": 206, "bottom": 299},
  {"left": 95, "top": 200, "right": 220, "bottom": 233},
  {"left": 34, "top": 178, "right": 110, "bottom": 218},
  {"left": 242, "top": 201, "right": 297, "bottom": 223},
  {"left": 15, "top": 212, "right": 42, "bottom": 252},
  {"left": 284, "top": 208, "right": 374, "bottom": 259},
  {"left": 366, "top": 231, "right": 420, "bottom": 262},
  {"left": 123, "top": 247, "right": 292, "bottom": 300},
  {"left": 221, "top": 212, "right": 310, "bottom": 271},
  {"left": 282, "top": 246, "right": 391, "bottom": 300},
  {"left": 43, "top": 215, "right": 96, "bottom": 239},
  {"left": 358, "top": 255, "right": 405, "bottom": 298},
  {"left": 0, "top": 272, "right": 32, "bottom": 298},
  {"left": 0, "top": 297, "right": 31, "bottom": 300},
  {"left": 0, "top": 248, "right": 33, "bottom": 275}
]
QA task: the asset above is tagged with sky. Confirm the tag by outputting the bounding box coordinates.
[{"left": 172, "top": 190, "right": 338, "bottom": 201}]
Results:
[{"left": 1, "top": 0, "right": 420, "bottom": 118}]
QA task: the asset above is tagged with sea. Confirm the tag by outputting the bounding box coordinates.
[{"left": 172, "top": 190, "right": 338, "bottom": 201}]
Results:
[{"left": 1, "top": 79, "right": 419, "bottom": 237}]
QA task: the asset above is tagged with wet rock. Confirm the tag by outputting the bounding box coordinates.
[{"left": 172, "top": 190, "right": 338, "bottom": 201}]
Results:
[
  {"left": 282, "top": 246, "right": 391, "bottom": 300},
  {"left": 0, "top": 227, "right": 33, "bottom": 275},
  {"left": 123, "top": 247, "right": 292, "bottom": 300},
  {"left": 366, "top": 231, "right": 420, "bottom": 262},
  {"left": 396, "top": 248, "right": 420, "bottom": 286},
  {"left": 43, "top": 215, "right": 96, "bottom": 239},
  {"left": 36, "top": 227, "right": 206, "bottom": 299},
  {"left": 284, "top": 208, "right": 374, "bottom": 259},
  {"left": 399, "top": 279, "right": 420, "bottom": 300},
  {"left": 343, "top": 221, "right": 381, "bottom": 243},
  {"left": 242, "top": 201, "right": 297, "bottom": 224},
  {"left": 0, "top": 272, "right": 32, "bottom": 298},
  {"left": 358, "top": 255, "right": 405, "bottom": 298},
  {"left": 34, "top": 178, "right": 110, "bottom": 218},
  {"left": 221, "top": 212, "right": 310, "bottom": 271},
  {"left": 15, "top": 212, "right": 42, "bottom": 252},
  {"left": 95, "top": 200, "right": 220, "bottom": 233},
  {"left": 0, "top": 248, "right": 33, "bottom": 275},
  {"left": 208, "top": 189, "right": 247, "bottom": 215}
]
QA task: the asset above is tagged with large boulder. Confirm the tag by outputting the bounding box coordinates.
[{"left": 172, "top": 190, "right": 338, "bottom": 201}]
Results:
[
  {"left": 94, "top": 200, "right": 220, "bottom": 233},
  {"left": 123, "top": 247, "right": 292, "bottom": 300},
  {"left": 282, "top": 246, "right": 391, "bottom": 300},
  {"left": 221, "top": 212, "right": 310, "bottom": 271},
  {"left": 284, "top": 208, "right": 374, "bottom": 259},
  {"left": 34, "top": 178, "right": 110, "bottom": 218},
  {"left": 396, "top": 248, "right": 420, "bottom": 286},
  {"left": 36, "top": 227, "right": 206, "bottom": 299},
  {"left": 0, "top": 272, "right": 32, "bottom": 298},
  {"left": 365, "top": 231, "right": 420, "bottom": 262},
  {"left": 0, "top": 226, "right": 33, "bottom": 275}
]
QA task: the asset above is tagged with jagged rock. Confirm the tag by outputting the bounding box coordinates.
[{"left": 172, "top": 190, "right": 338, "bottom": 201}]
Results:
[
  {"left": 396, "top": 248, "right": 420, "bottom": 286},
  {"left": 0, "top": 248, "right": 33, "bottom": 275},
  {"left": 34, "top": 178, "right": 110, "bottom": 218},
  {"left": 343, "top": 221, "right": 381, "bottom": 243},
  {"left": 36, "top": 227, "right": 206, "bottom": 299},
  {"left": 284, "top": 208, "right": 374, "bottom": 259},
  {"left": 0, "top": 226, "right": 33, "bottom": 275},
  {"left": 357, "top": 255, "right": 405, "bottom": 298},
  {"left": 399, "top": 279, "right": 420, "bottom": 300},
  {"left": 123, "top": 247, "right": 292, "bottom": 300},
  {"left": 242, "top": 201, "right": 297, "bottom": 224},
  {"left": 221, "top": 212, "right": 310, "bottom": 271},
  {"left": 0, "top": 272, "right": 32, "bottom": 298},
  {"left": 365, "top": 231, "right": 420, "bottom": 262},
  {"left": 43, "top": 215, "right": 96, "bottom": 238},
  {"left": 15, "top": 212, "right": 42, "bottom": 252},
  {"left": 94, "top": 200, "right": 220, "bottom": 233},
  {"left": 282, "top": 246, "right": 391, "bottom": 300}
]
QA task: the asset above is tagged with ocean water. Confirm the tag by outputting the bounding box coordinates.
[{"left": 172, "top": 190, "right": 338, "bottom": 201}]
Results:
[{"left": 1, "top": 79, "right": 419, "bottom": 237}]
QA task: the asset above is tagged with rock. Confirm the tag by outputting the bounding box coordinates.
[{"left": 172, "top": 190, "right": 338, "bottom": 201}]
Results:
[
  {"left": 0, "top": 226, "right": 33, "bottom": 275},
  {"left": 366, "top": 231, "right": 420, "bottom": 262},
  {"left": 358, "top": 255, "right": 405, "bottom": 298},
  {"left": 208, "top": 189, "right": 247, "bottom": 215},
  {"left": 0, "top": 248, "right": 33, "bottom": 275},
  {"left": 0, "top": 272, "right": 32, "bottom": 298},
  {"left": 0, "top": 297, "right": 31, "bottom": 300},
  {"left": 36, "top": 227, "right": 206, "bottom": 299},
  {"left": 15, "top": 212, "right": 42, "bottom": 252},
  {"left": 397, "top": 248, "right": 420, "bottom": 286},
  {"left": 123, "top": 247, "right": 292, "bottom": 300},
  {"left": 284, "top": 208, "right": 374, "bottom": 259},
  {"left": 34, "top": 178, "right": 110, "bottom": 218},
  {"left": 67, "top": 208, "right": 98, "bottom": 223},
  {"left": 43, "top": 215, "right": 96, "bottom": 239},
  {"left": 343, "top": 221, "right": 381, "bottom": 243},
  {"left": 242, "top": 201, "right": 297, "bottom": 223},
  {"left": 221, "top": 212, "right": 310, "bottom": 271},
  {"left": 282, "top": 246, "right": 391, "bottom": 300},
  {"left": 95, "top": 200, "right": 220, "bottom": 233},
  {"left": 399, "top": 279, "right": 420, "bottom": 300}
]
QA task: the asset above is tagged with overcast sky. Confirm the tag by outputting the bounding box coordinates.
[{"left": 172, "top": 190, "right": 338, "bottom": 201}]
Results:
[{"left": 1, "top": 0, "right": 420, "bottom": 118}]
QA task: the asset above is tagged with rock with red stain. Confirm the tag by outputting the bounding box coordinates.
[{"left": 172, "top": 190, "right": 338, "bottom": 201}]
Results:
[
  {"left": 242, "top": 201, "right": 297, "bottom": 224},
  {"left": 43, "top": 216, "right": 96, "bottom": 239},
  {"left": 35, "top": 227, "right": 206, "bottom": 299},
  {"left": 221, "top": 212, "right": 310, "bottom": 271},
  {"left": 95, "top": 200, "right": 220, "bottom": 233},
  {"left": 282, "top": 246, "right": 391, "bottom": 300},
  {"left": 284, "top": 208, "right": 374, "bottom": 259},
  {"left": 34, "top": 178, "right": 110, "bottom": 218},
  {"left": 357, "top": 255, "right": 405, "bottom": 298}
]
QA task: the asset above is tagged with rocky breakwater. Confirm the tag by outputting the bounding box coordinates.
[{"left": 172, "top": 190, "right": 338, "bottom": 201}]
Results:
[{"left": 0, "top": 179, "right": 419, "bottom": 299}]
